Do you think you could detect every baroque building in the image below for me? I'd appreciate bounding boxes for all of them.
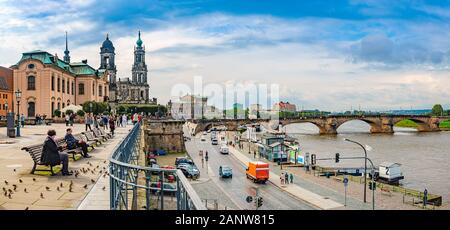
[10,33,109,118]
[108,31,153,104]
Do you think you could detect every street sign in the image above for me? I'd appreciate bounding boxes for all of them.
[246,196,253,203]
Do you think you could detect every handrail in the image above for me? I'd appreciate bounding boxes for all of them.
[109,122,206,210]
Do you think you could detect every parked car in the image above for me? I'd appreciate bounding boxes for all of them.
[211,138,218,145]
[201,136,206,141]
[219,145,229,154]
[178,164,200,179]
[175,157,194,167]
[149,182,177,195]
[150,163,161,175]
[219,165,233,178]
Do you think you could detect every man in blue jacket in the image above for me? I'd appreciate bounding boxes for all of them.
[64,128,91,158]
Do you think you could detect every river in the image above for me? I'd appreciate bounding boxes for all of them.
[284,121,450,202]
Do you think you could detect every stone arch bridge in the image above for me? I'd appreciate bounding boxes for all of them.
[189,115,450,135]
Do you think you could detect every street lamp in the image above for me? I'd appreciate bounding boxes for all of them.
[15,89,22,137]
[343,138,371,203]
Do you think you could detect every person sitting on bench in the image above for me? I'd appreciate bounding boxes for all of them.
[41,129,73,176]
[65,128,91,158]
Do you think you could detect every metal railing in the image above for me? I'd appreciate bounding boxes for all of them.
[109,122,206,210]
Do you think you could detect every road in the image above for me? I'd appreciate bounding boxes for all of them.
[185,129,315,210]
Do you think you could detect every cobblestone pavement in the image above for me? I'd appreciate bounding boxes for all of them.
[0,123,130,210]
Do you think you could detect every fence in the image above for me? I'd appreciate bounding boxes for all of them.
[109,122,206,210]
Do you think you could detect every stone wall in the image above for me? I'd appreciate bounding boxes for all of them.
[144,119,186,154]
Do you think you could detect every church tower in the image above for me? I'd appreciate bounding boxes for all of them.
[99,34,117,100]
[131,31,149,102]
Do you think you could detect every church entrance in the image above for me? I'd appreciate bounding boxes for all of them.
[28,102,35,117]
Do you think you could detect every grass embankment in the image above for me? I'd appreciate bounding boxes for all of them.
[395,119,450,130]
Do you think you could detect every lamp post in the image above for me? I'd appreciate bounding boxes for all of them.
[15,89,22,137]
[344,138,369,203]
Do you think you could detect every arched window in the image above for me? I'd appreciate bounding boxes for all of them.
[27,76,36,90]
[62,79,65,93]
[92,82,95,95]
[71,82,74,95]
[67,80,70,94]
[141,91,144,98]
[51,74,55,91]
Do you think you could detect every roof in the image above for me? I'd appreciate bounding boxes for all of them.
[379,162,401,167]
[101,34,115,53]
[269,142,282,147]
[13,50,102,77]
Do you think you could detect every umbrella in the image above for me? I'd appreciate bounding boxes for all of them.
[61,104,83,113]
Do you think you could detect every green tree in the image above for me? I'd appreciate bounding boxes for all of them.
[53,109,61,117]
[431,104,444,116]
[65,109,74,115]
[76,110,85,117]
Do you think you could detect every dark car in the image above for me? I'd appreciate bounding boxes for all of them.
[178,164,200,179]
[175,157,194,167]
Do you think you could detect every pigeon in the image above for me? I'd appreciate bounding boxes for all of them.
[19,179,23,183]
[8,193,12,199]
[141,205,147,209]
[40,193,44,198]
[3,191,6,196]
[4,180,8,185]
[32,178,36,182]
[45,186,51,191]
[8,189,13,194]
[2,187,5,192]
[102,186,106,191]
[13,168,16,172]
[96,165,99,169]
[83,184,88,189]
[99,170,103,174]
[103,160,106,164]
[60,182,64,188]
[24,188,28,193]
[12,184,17,191]
[91,179,95,184]
[57,187,60,192]
[25,207,29,210]
[69,180,74,186]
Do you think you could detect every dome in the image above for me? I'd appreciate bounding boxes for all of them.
[101,34,115,52]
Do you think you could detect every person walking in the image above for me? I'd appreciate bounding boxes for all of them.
[65,113,70,126]
[122,114,127,127]
[20,114,25,128]
[102,115,109,130]
[109,116,116,136]
[280,173,284,185]
[69,113,75,126]
[423,188,428,208]
[253,150,256,159]
[285,171,289,184]
[93,115,99,129]
[201,157,204,168]
[290,173,294,184]
[85,113,92,131]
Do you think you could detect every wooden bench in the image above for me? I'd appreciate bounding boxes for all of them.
[92,128,109,141]
[97,128,112,139]
[55,138,83,161]
[21,144,61,175]
[74,133,96,149]
[82,131,102,145]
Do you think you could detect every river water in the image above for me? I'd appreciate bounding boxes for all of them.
[284,121,450,201]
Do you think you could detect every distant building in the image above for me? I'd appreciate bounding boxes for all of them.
[249,104,262,119]
[11,47,109,118]
[170,94,208,120]
[0,66,13,118]
[233,103,244,110]
[257,133,287,162]
[273,101,297,112]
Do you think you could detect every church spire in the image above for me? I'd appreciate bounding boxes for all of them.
[136,30,143,47]
[64,31,70,63]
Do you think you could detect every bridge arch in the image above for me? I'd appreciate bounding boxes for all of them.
[336,119,375,133]
[393,118,430,132]
[281,120,328,134]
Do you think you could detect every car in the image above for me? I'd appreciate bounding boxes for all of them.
[178,164,200,179]
[207,129,211,133]
[219,165,233,178]
[211,139,218,145]
[219,145,229,154]
[201,136,206,141]
[203,131,207,135]
[175,157,194,167]
[149,182,177,195]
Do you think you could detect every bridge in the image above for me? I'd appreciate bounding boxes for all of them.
[189,115,450,135]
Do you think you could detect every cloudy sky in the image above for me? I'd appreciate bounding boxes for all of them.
[1,0,450,111]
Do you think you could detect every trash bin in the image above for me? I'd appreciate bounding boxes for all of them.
[7,128,15,138]
[6,112,15,138]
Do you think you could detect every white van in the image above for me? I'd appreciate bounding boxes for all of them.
[220,145,229,154]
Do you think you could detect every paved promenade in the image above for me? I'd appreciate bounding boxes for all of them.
[0,123,130,210]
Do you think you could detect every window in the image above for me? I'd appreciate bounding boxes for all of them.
[67,80,70,94]
[92,82,95,95]
[28,64,35,69]
[71,82,74,95]
[57,102,60,111]
[62,79,65,93]
[1,104,4,110]
[104,86,107,96]
[28,102,35,117]
[78,83,85,95]
[51,102,55,117]
[62,103,65,108]
[51,74,55,91]
[99,85,103,96]
[57,77,60,92]
[27,76,36,90]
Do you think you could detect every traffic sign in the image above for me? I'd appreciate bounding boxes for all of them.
[246,196,253,203]
[343,177,349,186]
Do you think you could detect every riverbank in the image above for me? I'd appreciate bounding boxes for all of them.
[395,119,450,130]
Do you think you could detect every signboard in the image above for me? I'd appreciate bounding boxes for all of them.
[289,150,305,164]
[343,177,348,187]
